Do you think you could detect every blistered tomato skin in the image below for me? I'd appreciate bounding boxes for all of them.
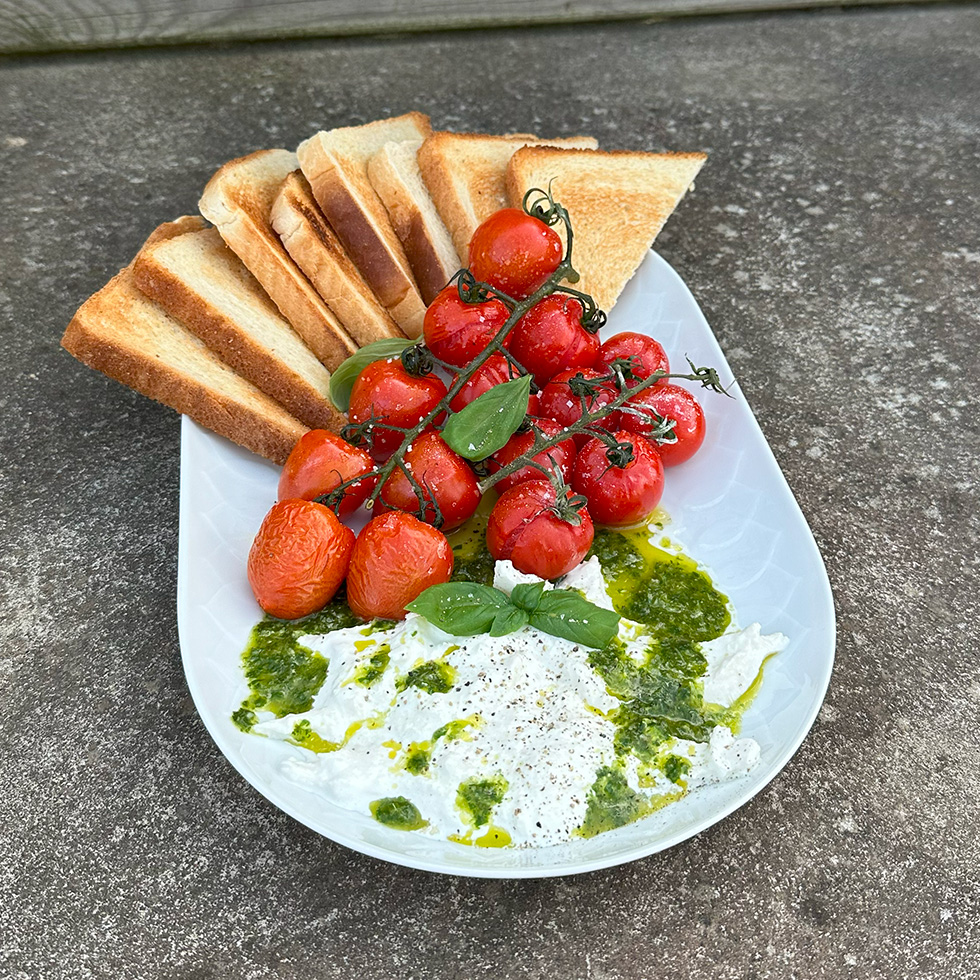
[488,417,577,495]
[379,430,481,530]
[468,208,563,300]
[347,512,454,620]
[347,358,448,461]
[572,431,665,527]
[486,481,594,580]
[423,286,511,368]
[247,499,355,620]
[278,430,376,515]
[449,353,540,415]
[537,367,619,447]
[618,383,706,466]
[508,295,600,387]
[594,332,670,386]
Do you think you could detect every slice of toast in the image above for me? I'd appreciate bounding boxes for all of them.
[297,113,430,336]
[133,225,344,433]
[198,148,357,370]
[61,217,309,464]
[271,171,404,346]
[367,140,460,304]
[506,147,707,314]
[417,132,599,259]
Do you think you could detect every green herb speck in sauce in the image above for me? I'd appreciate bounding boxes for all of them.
[456,775,508,828]
[370,796,428,831]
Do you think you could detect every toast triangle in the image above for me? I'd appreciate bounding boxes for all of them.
[417,132,599,259]
[198,149,357,370]
[61,217,309,464]
[506,147,707,313]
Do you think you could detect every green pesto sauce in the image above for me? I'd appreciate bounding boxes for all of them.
[447,494,496,586]
[353,643,390,687]
[456,775,508,828]
[402,716,479,776]
[397,659,456,695]
[370,796,428,831]
[232,594,359,732]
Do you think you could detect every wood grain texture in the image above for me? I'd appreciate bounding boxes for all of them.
[0,0,948,54]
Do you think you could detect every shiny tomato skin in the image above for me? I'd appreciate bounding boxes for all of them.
[488,417,577,495]
[346,511,454,620]
[486,481,594,579]
[278,430,376,516]
[379,430,481,530]
[618,383,706,466]
[468,208,563,300]
[508,295,600,387]
[422,286,510,368]
[247,499,355,620]
[449,353,539,415]
[594,332,670,387]
[537,367,619,447]
[572,431,665,527]
[347,358,448,461]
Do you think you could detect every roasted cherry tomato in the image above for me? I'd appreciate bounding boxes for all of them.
[594,332,669,387]
[449,353,540,415]
[468,208,563,300]
[346,511,454,620]
[488,417,577,495]
[508,295,600,386]
[537,367,619,447]
[618,382,706,466]
[571,431,665,527]
[422,285,510,368]
[247,499,355,620]
[347,358,447,461]
[379,430,481,530]
[278,430,376,516]
[486,481,594,579]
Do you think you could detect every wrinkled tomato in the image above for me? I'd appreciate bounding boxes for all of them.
[508,295,599,386]
[422,285,510,368]
[278,429,376,516]
[488,417,577,495]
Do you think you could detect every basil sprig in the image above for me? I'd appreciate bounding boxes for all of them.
[440,374,532,461]
[406,580,620,649]
[328,337,421,412]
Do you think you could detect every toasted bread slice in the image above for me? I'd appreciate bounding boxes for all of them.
[367,140,460,305]
[133,225,343,433]
[417,132,599,259]
[198,149,357,370]
[297,113,430,336]
[271,171,404,346]
[506,147,707,313]
[61,217,309,464]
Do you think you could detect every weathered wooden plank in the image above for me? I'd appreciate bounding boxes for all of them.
[0,0,949,55]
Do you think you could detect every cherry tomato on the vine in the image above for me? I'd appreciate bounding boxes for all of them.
[486,481,594,580]
[537,367,619,447]
[247,499,355,620]
[379,430,481,531]
[488,417,577,495]
[508,295,599,387]
[618,383,706,466]
[469,208,563,300]
[594,332,669,388]
[278,430,376,516]
[347,358,447,461]
[422,285,510,368]
[346,511,454,621]
[449,353,540,415]
[571,431,665,527]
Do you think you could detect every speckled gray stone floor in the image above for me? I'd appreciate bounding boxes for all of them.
[2,6,979,978]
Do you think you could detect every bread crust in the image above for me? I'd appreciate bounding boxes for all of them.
[199,148,357,371]
[62,222,310,464]
[133,227,343,433]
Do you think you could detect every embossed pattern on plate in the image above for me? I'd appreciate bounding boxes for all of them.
[177,251,836,878]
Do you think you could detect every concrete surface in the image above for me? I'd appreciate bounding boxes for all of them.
[1,5,978,978]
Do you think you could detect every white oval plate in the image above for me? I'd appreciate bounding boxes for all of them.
[177,251,836,878]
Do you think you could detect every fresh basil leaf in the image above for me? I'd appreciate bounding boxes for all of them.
[528,589,621,649]
[406,582,510,636]
[441,374,532,461]
[488,605,530,636]
[510,581,546,613]
[328,337,420,412]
